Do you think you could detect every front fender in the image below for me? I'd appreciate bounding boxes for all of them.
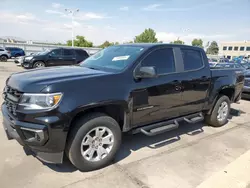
[66,99,131,131]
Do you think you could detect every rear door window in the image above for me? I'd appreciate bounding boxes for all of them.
[75,49,89,58]
[63,49,74,56]
[181,49,203,71]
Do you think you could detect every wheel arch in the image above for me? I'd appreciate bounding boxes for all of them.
[207,86,235,115]
[0,54,8,58]
[68,101,130,132]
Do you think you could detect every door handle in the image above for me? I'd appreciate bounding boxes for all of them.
[201,76,208,81]
[172,80,180,84]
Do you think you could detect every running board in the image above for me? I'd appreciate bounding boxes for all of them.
[183,113,204,124]
[132,112,203,136]
[140,120,179,136]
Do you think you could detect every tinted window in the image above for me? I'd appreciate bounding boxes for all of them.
[63,49,74,56]
[246,47,250,51]
[223,46,227,50]
[50,49,62,56]
[228,46,233,51]
[181,49,203,71]
[141,48,175,74]
[75,49,89,58]
[234,46,239,51]
[240,47,245,51]
[0,49,4,51]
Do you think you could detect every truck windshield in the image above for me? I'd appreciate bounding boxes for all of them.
[80,46,144,72]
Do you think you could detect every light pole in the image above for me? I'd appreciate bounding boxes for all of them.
[65,8,79,47]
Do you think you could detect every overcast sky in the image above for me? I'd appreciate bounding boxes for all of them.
[0,0,249,45]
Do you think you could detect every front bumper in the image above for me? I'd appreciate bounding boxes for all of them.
[1,104,66,164]
[22,59,34,68]
[14,58,24,64]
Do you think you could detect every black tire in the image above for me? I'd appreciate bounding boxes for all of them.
[66,113,122,171]
[0,55,8,62]
[15,53,21,57]
[205,95,230,127]
[33,61,45,68]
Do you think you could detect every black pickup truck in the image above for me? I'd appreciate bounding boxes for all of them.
[1,44,244,171]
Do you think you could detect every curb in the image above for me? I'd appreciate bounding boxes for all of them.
[197,150,250,188]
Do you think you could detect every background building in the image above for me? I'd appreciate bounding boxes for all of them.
[219,41,250,60]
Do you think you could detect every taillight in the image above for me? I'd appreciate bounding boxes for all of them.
[7,51,11,54]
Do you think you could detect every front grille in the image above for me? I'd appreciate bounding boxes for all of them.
[3,86,22,116]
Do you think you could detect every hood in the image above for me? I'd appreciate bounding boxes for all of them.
[7,66,111,92]
[26,54,44,59]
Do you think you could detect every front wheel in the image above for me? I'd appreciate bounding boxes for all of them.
[0,55,8,62]
[33,61,45,68]
[66,113,122,171]
[205,95,230,127]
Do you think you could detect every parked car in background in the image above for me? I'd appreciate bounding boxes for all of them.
[240,62,250,70]
[209,62,217,67]
[213,63,245,69]
[22,48,89,69]
[208,57,229,65]
[0,47,11,62]
[2,44,244,171]
[5,47,25,57]
[15,51,43,66]
[242,69,250,99]
[14,56,25,66]
[219,58,229,63]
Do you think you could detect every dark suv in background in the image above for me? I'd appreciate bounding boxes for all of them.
[22,48,89,69]
[5,47,25,57]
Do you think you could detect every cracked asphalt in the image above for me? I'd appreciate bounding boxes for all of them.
[0,62,250,188]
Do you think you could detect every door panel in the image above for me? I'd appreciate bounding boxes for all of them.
[132,47,183,127]
[178,49,211,116]
[62,49,76,65]
[132,75,183,127]
[47,49,63,66]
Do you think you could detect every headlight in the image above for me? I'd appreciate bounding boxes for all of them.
[25,56,33,61]
[19,93,63,110]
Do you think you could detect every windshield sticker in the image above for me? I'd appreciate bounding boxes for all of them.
[112,55,130,61]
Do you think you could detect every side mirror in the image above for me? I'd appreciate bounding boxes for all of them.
[136,66,157,78]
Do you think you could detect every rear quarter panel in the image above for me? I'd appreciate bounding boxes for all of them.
[205,68,244,111]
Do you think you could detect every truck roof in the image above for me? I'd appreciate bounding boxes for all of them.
[118,43,203,50]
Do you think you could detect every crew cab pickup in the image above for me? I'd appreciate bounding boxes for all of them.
[1,44,244,171]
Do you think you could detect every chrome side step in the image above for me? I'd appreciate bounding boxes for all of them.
[132,112,204,136]
[184,113,204,124]
[140,120,179,136]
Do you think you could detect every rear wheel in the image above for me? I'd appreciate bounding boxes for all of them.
[0,55,8,62]
[33,61,45,68]
[66,113,122,171]
[205,95,230,127]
